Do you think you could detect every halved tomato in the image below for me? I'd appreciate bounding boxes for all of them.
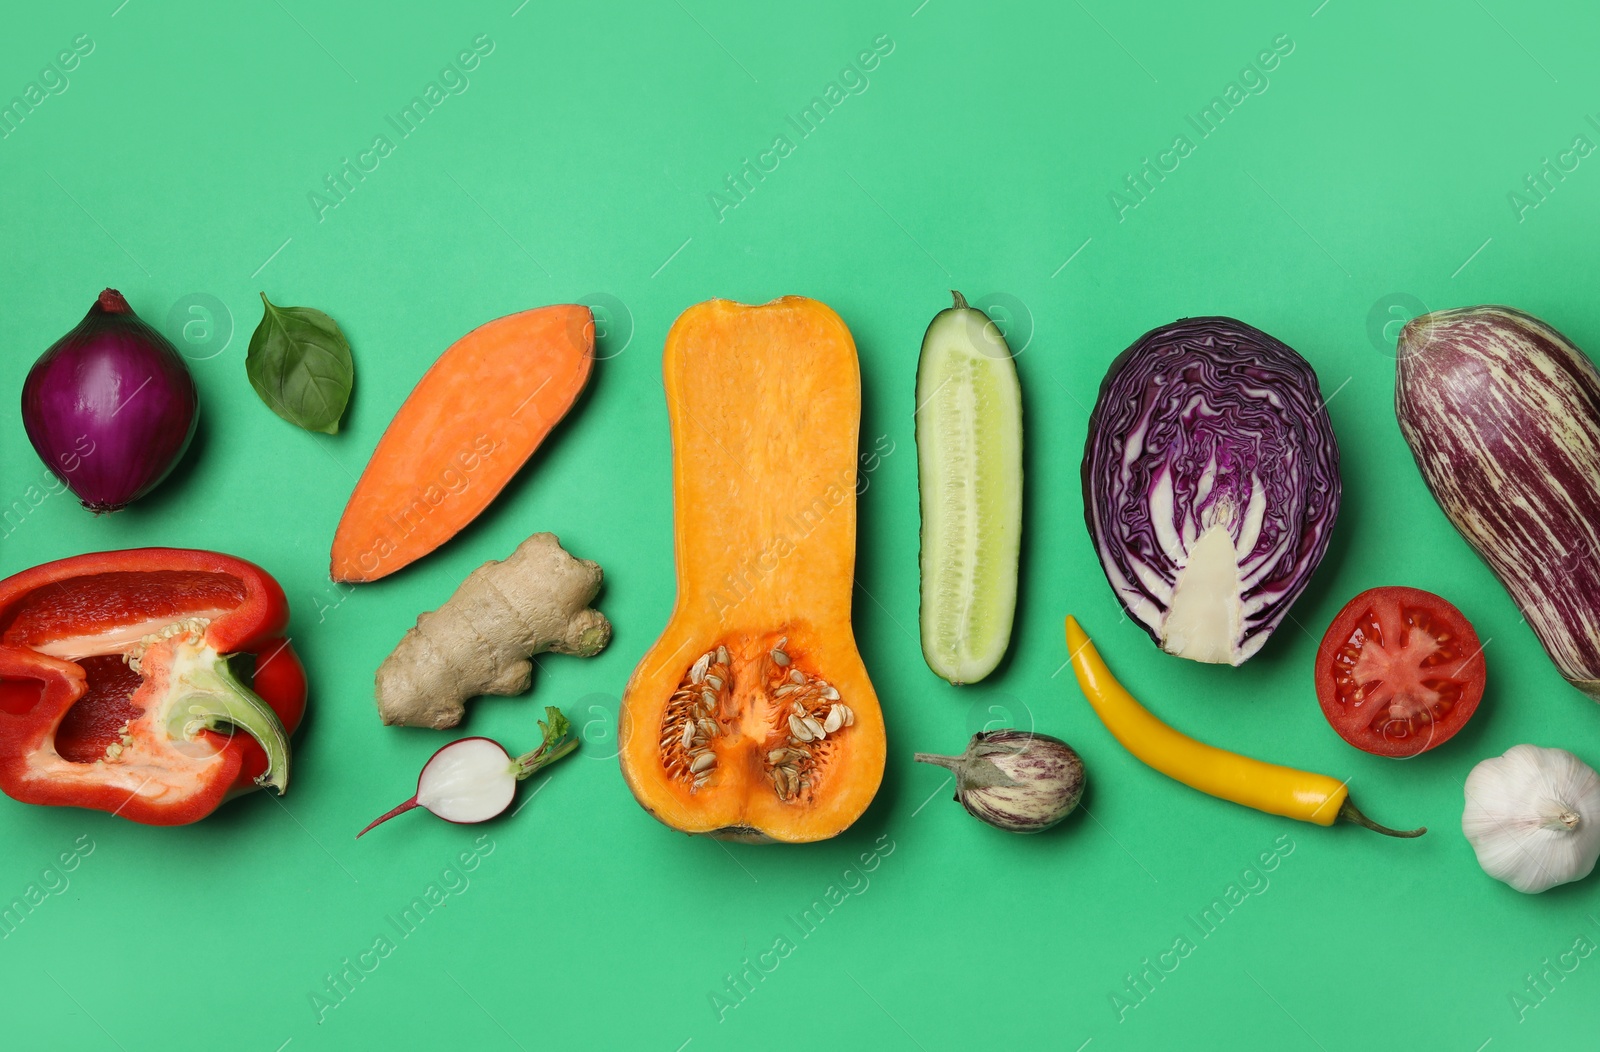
[1314,586,1486,757]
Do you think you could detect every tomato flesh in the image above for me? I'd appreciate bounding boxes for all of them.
[1314,586,1485,757]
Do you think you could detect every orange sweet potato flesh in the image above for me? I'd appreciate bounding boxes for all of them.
[331,305,593,583]
[618,297,886,843]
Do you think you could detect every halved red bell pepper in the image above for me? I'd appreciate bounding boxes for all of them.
[0,548,306,826]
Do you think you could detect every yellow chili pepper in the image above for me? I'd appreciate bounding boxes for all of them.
[1065,616,1423,837]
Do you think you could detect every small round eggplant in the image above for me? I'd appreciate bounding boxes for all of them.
[914,729,1085,833]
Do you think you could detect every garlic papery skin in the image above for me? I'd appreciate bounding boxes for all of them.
[1462,744,1600,894]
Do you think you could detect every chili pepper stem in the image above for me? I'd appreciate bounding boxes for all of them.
[161,641,292,793]
[1338,797,1426,838]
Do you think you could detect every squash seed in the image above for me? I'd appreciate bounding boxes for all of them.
[680,720,695,749]
[690,752,717,773]
[823,707,843,733]
[789,714,813,741]
[705,675,723,690]
[803,716,826,740]
[821,685,839,701]
[690,653,710,683]
[789,669,806,685]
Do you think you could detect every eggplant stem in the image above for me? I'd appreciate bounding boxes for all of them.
[357,798,419,838]
[912,752,961,771]
[1339,797,1426,838]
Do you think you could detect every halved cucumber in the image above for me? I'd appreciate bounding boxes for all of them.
[915,292,1023,685]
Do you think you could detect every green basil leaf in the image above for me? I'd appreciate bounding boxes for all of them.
[246,293,355,434]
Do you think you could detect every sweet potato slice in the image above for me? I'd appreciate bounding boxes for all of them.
[331,305,593,583]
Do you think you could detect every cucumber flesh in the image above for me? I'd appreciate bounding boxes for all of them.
[915,292,1023,685]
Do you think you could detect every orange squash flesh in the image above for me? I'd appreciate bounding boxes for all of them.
[331,305,594,583]
[619,297,886,842]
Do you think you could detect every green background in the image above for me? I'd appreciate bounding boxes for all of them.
[1,0,1597,1048]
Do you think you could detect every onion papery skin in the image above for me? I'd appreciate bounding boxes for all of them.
[1081,316,1341,665]
[22,289,199,513]
[1397,306,1600,700]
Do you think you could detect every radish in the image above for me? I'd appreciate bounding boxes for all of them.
[358,707,577,837]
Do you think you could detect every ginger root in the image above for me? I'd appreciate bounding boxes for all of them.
[375,533,611,728]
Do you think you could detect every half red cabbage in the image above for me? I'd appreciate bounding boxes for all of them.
[1081,317,1340,665]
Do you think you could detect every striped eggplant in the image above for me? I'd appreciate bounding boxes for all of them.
[912,730,1085,832]
[1395,305,1600,700]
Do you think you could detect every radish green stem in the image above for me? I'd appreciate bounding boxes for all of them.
[513,707,578,779]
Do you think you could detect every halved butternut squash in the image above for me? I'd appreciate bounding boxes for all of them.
[618,297,885,842]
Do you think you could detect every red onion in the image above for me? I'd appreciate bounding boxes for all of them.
[22,289,199,512]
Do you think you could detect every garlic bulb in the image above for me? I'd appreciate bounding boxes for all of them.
[1462,744,1600,893]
